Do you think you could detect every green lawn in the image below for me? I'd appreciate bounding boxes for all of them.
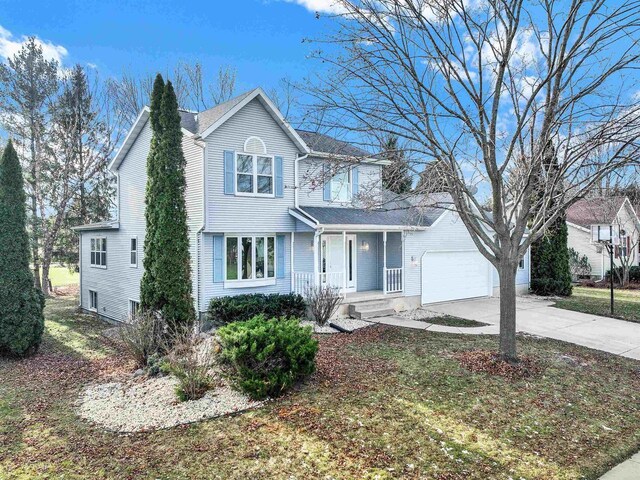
[39,265,79,287]
[1,295,640,479]
[555,286,640,323]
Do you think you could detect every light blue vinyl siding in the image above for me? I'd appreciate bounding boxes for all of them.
[204,98,298,232]
[299,157,383,208]
[80,120,204,320]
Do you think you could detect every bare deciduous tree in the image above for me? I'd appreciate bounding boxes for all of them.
[0,37,59,290]
[107,63,237,128]
[303,0,640,360]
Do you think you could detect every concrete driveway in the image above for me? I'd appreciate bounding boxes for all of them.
[427,296,640,360]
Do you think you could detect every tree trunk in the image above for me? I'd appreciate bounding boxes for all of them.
[29,135,42,291]
[498,261,519,362]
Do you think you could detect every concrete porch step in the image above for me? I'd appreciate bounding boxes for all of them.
[350,308,396,320]
[348,298,397,320]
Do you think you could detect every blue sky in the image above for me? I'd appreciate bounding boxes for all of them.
[0,0,333,93]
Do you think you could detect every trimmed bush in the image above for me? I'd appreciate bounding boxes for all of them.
[217,315,318,400]
[207,293,306,326]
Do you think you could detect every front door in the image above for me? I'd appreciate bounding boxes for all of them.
[321,234,357,292]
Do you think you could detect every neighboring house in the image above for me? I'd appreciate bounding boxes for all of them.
[74,88,530,322]
[566,196,640,279]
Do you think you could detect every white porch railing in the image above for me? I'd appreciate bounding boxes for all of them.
[292,272,345,295]
[292,269,403,295]
[384,267,403,293]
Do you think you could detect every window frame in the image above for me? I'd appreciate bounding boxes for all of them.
[224,234,277,288]
[90,237,107,269]
[330,167,353,203]
[129,236,138,267]
[128,299,140,318]
[235,152,275,198]
[89,290,98,312]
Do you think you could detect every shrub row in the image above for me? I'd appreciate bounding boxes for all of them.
[207,293,306,325]
[606,266,640,283]
[218,315,318,400]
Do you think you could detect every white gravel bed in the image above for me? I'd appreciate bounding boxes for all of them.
[330,317,372,332]
[301,318,373,334]
[77,375,263,433]
[400,308,442,321]
[301,319,338,334]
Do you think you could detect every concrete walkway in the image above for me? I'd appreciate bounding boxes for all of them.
[599,452,640,479]
[423,296,640,360]
[370,316,499,335]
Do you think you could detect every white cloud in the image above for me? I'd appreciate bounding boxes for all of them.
[283,0,348,14]
[0,25,68,65]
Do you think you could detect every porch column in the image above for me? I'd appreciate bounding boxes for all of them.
[383,231,387,294]
[313,231,320,287]
[290,232,295,293]
[401,232,406,293]
[342,231,347,293]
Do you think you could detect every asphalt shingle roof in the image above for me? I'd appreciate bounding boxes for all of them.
[297,130,370,157]
[566,196,627,228]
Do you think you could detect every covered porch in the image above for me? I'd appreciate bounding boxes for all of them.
[290,230,405,296]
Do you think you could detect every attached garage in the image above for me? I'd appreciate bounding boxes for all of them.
[421,250,492,304]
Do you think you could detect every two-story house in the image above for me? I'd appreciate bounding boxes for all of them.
[75,88,530,322]
[567,196,640,279]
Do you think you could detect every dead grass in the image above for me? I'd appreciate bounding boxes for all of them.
[1,294,639,479]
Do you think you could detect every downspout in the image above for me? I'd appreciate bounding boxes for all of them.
[193,137,207,317]
[295,153,309,209]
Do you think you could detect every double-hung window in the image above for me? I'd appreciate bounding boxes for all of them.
[331,168,352,202]
[225,235,276,282]
[236,153,274,196]
[90,238,107,267]
[130,237,138,267]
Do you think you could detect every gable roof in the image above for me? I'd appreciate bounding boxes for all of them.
[297,130,369,157]
[566,196,630,229]
[292,192,450,230]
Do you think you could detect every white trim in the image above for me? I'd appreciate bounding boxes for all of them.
[198,88,310,154]
[223,234,277,284]
[320,224,426,232]
[88,289,98,312]
[289,208,319,227]
[129,236,138,268]
[128,299,140,318]
[109,107,196,172]
[428,208,450,229]
[224,278,277,289]
[235,152,275,198]
[309,150,391,166]
[244,136,267,154]
[89,236,108,268]
[567,221,590,233]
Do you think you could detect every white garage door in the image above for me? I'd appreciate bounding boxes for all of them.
[421,250,491,304]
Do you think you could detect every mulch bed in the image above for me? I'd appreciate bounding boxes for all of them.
[453,350,544,380]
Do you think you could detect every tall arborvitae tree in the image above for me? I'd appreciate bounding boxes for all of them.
[530,144,572,296]
[381,136,412,194]
[140,76,195,331]
[140,74,165,312]
[0,140,45,357]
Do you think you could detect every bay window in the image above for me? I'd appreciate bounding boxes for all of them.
[236,153,274,196]
[226,235,276,282]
